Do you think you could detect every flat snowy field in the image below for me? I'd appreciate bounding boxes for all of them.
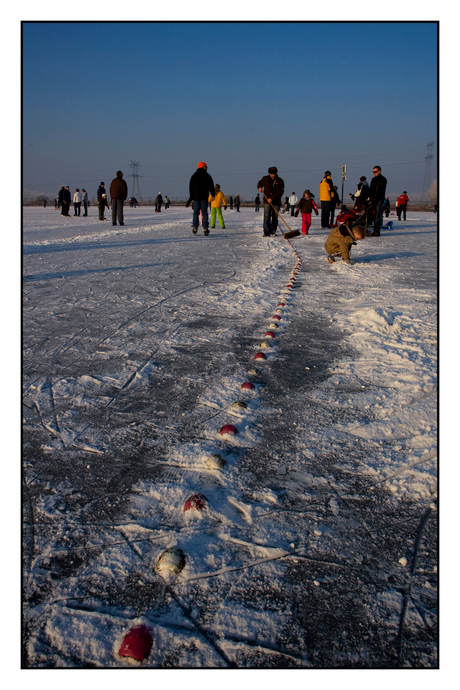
[22,204,438,670]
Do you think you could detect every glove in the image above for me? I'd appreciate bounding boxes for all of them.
[343,258,355,265]
[224,206,227,210]
[314,209,319,215]
[294,211,299,217]
[185,199,191,208]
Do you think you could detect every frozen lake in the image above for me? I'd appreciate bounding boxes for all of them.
[22,204,438,668]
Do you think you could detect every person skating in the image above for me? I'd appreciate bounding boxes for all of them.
[58,187,64,213]
[368,166,387,236]
[289,192,298,217]
[98,193,109,221]
[61,186,71,216]
[319,171,334,228]
[188,162,215,235]
[209,184,227,229]
[97,182,106,204]
[109,171,128,226]
[294,190,318,234]
[397,191,409,220]
[257,166,285,236]
[154,193,163,213]
[82,189,88,216]
[73,188,82,216]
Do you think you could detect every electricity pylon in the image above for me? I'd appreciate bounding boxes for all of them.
[129,161,143,200]
[421,143,434,202]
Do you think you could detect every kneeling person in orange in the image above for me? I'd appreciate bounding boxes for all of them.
[325,224,365,264]
[209,184,227,228]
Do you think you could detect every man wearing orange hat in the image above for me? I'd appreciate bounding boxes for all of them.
[188,162,215,235]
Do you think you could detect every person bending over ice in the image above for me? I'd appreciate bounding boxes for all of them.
[325,224,365,264]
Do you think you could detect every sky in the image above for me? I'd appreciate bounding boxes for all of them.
[22,20,438,202]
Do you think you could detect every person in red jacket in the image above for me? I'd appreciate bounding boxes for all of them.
[397,192,409,220]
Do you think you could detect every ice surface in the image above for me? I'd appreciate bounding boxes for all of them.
[22,205,437,667]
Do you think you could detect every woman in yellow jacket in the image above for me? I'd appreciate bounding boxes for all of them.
[209,184,227,229]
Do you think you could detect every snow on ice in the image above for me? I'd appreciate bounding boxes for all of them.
[22,204,437,668]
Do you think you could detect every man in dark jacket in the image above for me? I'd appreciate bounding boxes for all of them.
[188,162,215,235]
[97,182,106,202]
[61,186,71,216]
[368,166,387,236]
[257,166,285,236]
[154,193,163,213]
[109,171,128,226]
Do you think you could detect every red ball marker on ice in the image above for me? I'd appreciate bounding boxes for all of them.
[184,493,208,511]
[119,625,153,662]
[219,424,238,436]
[240,381,255,390]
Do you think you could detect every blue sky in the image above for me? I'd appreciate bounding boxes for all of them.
[22,21,438,201]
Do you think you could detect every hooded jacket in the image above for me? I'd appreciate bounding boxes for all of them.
[325,224,356,260]
[320,175,334,202]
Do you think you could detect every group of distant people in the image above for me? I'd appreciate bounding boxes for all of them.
[256,165,391,239]
[57,172,129,225]
[181,161,396,244]
[56,186,89,217]
[52,164,410,263]
[55,173,174,223]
